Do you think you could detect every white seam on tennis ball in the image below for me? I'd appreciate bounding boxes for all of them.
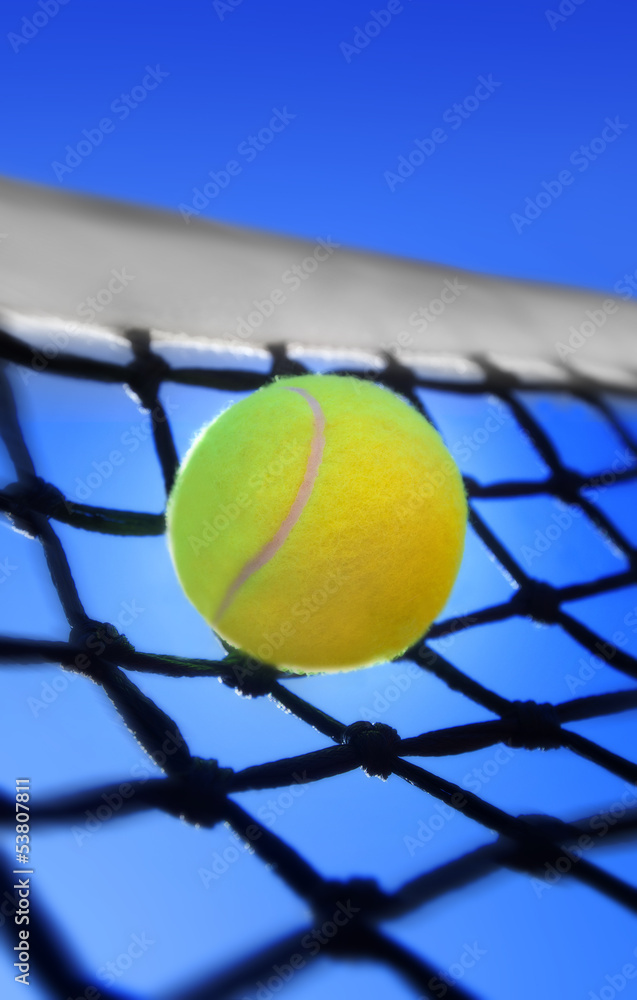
[214,387,326,624]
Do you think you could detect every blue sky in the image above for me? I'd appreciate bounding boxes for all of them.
[2,2,637,999]
[1,0,636,290]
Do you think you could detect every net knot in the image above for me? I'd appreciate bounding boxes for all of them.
[68,619,134,675]
[503,700,562,750]
[164,757,232,827]
[125,349,171,409]
[311,877,383,952]
[510,580,558,624]
[2,477,67,537]
[554,469,584,505]
[344,722,400,780]
[220,653,276,697]
[498,813,577,874]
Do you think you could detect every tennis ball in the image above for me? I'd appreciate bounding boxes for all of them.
[167,374,466,673]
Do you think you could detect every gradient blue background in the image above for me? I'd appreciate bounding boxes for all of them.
[1,0,636,290]
[1,1,637,998]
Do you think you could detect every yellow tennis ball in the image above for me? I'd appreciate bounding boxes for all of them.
[167,374,467,673]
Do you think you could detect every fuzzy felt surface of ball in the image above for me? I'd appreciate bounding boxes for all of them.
[167,374,467,672]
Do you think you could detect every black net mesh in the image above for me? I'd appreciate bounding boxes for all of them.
[1,324,637,1000]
